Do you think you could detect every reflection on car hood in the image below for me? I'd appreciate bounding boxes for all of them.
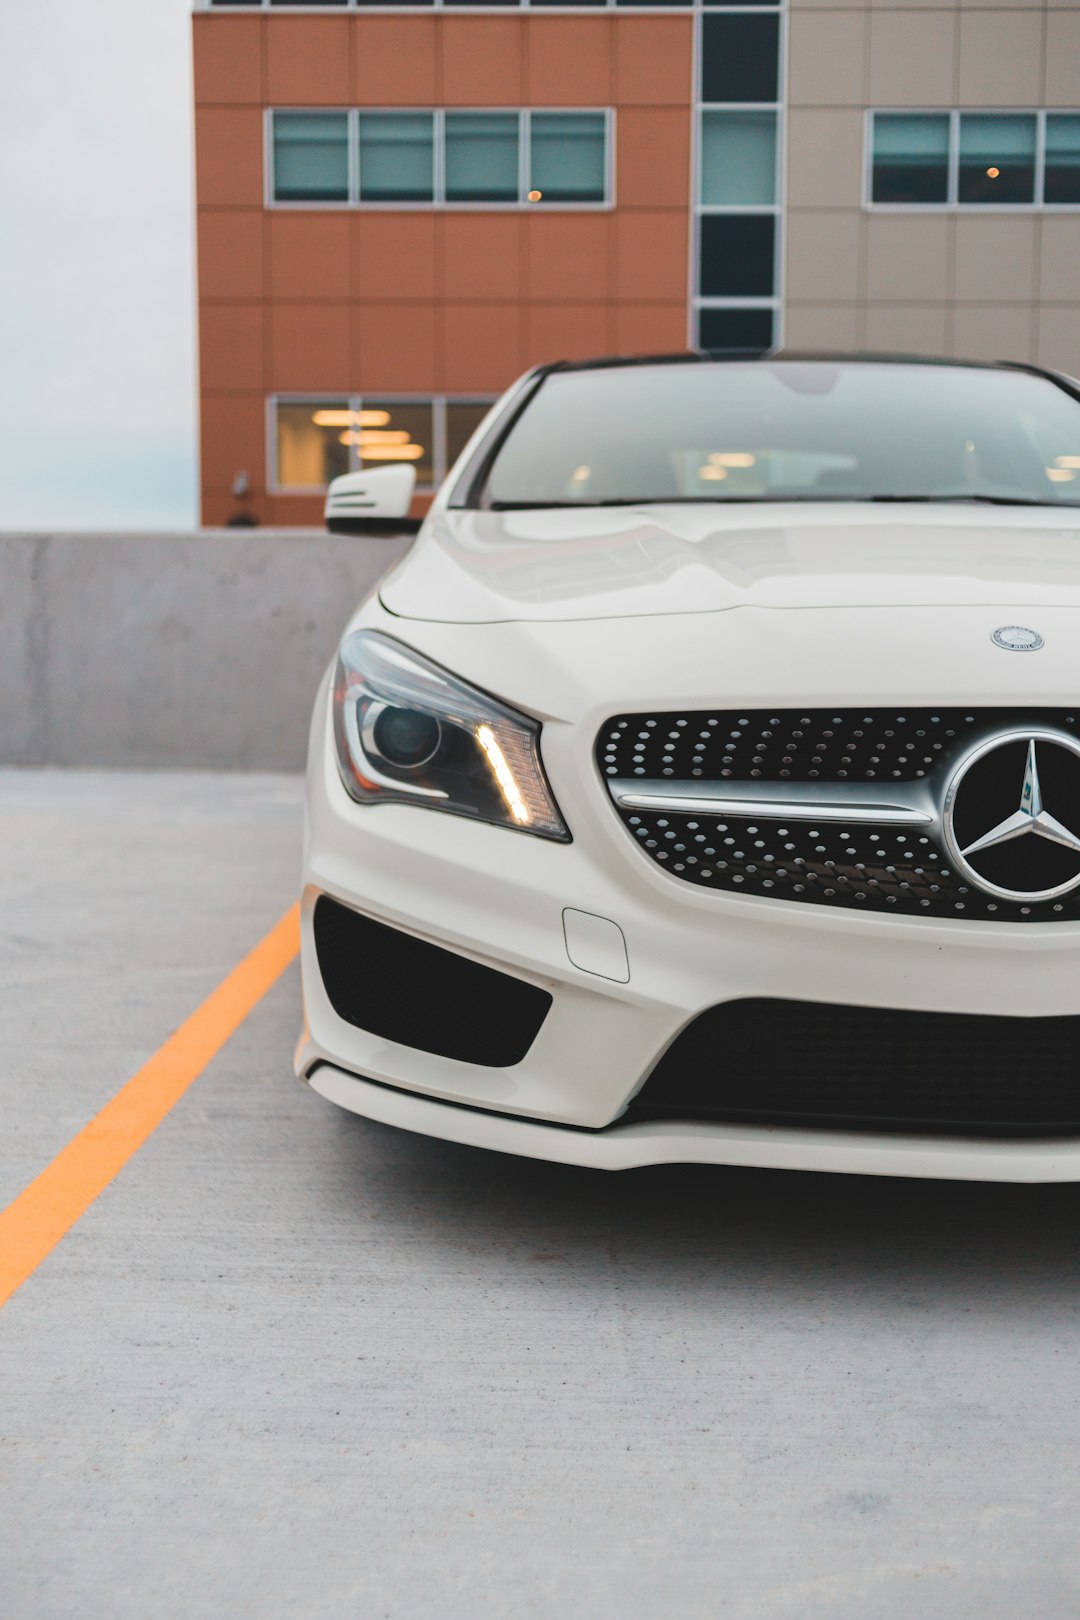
[378,503,1080,624]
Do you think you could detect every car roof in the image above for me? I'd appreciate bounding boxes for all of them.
[540,350,1053,378]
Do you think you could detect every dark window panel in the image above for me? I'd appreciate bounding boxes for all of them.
[699,213,775,298]
[616,1,691,8]
[535,0,608,8]
[270,1,348,6]
[273,112,349,203]
[702,0,778,6]
[957,113,1036,205]
[701,14,779,105]
[358,112,435,203]
[445,113,519,203]
[530,113,606,203]
[1044,115,1080,205]
[871,113,949,205]
[697,307,774,353]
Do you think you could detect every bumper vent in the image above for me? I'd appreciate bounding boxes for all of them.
[313,896,551,1068]
[628,999,1080,1137]
[598,708,1080,922]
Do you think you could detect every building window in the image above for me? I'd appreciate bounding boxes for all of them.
[697,308,774,353]
[271,398,496,494]
[693,4,783,353]
[272,112,349,204]
[357,113,435,204]
[445,113,519,204]
[530,112,607,202]
[871,113,949,205]
[270,110,611,209]
[869,110,1080,209]
[958,114,1036,205]
[1046,115,1080,205]
[700,110,777,207]
[699,215,775,298]
[209,1,697,9]
[700,12,780,105]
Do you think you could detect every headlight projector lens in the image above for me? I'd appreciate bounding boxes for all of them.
[370,705,442,769]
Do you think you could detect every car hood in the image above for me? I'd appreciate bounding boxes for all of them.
[379,503,1080,624]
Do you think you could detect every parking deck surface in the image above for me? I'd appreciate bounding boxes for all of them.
[3,768,1080,1619]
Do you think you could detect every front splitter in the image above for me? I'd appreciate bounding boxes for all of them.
[304,1062,1080,1183]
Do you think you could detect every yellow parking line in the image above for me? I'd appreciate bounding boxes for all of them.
[0,903,301,1309]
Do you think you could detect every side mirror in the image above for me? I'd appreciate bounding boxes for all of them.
[324,465,423,536]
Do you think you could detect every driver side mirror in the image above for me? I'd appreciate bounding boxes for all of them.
[324,465,423,536]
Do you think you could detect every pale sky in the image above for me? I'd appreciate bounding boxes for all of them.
[0,0,198,529]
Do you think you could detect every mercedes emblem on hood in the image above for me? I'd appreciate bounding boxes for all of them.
[992,625,1044,651]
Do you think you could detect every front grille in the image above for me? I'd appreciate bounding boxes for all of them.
[314,896,551,1067]
[598,708,1080,921]
[627,999,1080,1136]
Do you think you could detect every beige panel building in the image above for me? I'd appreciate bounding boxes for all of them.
[784,1,1080,375]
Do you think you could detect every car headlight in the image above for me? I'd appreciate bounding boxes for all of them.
[331,630,570,841]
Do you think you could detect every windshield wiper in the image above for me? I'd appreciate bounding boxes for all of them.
[865,493,1080,508]
[488,493,1080,511]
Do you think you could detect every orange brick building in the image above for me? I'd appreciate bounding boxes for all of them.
[193,5,710,525]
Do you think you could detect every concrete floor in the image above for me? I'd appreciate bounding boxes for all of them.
[3,770,1080,1619]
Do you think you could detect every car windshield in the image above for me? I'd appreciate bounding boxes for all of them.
[481,361,1080,508]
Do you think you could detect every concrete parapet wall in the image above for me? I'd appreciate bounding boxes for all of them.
[1,530,410,769]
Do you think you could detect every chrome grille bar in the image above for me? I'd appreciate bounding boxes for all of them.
[609,778,935,827]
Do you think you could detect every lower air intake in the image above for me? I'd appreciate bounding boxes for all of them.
[314,895,552,1068]
[627,999,1080,1136]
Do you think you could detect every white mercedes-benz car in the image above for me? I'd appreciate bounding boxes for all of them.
[296,353,1080,1182]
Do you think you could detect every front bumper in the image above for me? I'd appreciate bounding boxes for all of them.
[296,633,1080,1180]
[306,1063,1080,1182]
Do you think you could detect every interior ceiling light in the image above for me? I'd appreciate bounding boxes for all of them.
[699,466,728,481]
[1047,467,1076,482]
[358,430,411,446]
[314,408,392,428]
[709,452,756,468]
[986,167,1000,178]
[1055,456,1080,468]
[527,190,542,202]
[361,444,425,461]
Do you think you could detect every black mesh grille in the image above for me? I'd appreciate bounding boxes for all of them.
[628,999,1080,1137]
[598,708,1080,922]
[314,896,551,1068]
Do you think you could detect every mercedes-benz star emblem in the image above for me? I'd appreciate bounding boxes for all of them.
[992,625,1044,651]
[944,731,1080,902]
